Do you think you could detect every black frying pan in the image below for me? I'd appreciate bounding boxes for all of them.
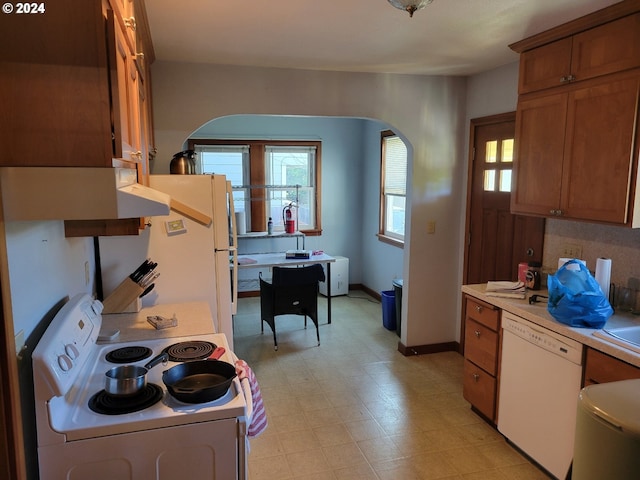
[162,360,236,403]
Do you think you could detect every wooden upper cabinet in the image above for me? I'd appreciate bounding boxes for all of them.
[571,13,640,82]
[0,1,113,167]
[107,8,142,164]
[109,0,137,53]
[512,72,640,224]
[561,73,639,223]
[517,13,640,94]
[511,92,566,216]
[0,0,148,171]
[518,38,573,94]
[512,3,640,227]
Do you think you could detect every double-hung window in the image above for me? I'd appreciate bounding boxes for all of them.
[265,145,316,232]
[379,130,407,245]
[197,144,250,219]
[190,139,321,234]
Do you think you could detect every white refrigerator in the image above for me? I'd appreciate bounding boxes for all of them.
[99,175,238,347]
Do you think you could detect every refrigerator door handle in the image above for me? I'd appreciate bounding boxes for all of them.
[226,180,238,315]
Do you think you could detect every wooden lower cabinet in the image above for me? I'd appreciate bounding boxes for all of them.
[463,359,497,421]
[583,347,640,386]
[462,296,501,423]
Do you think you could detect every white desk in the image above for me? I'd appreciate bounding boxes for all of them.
[237,252,336,324]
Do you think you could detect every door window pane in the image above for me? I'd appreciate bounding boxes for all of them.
[484,170,496,191]
[485,140,497,163]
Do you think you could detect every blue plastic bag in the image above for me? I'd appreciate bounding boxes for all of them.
[547,259,613,328]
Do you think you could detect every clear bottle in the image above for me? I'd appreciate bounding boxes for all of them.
[267,217,273,235]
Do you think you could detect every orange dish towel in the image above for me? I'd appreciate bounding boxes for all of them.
[235,360,267,437]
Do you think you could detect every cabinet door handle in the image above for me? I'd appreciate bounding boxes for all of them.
[474,330,481,338]
[473,373,480,382]
[560,74,576,83]
[549,209,563,216]
[124,17,137,31]
[475,305,482,313]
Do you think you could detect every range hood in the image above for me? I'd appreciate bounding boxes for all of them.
[0,167,171,221]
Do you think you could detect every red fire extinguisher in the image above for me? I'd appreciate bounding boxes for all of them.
[283,204,295,233]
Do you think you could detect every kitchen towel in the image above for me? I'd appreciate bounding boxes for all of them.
[235,211,247,235]
[235,359,267,437]
[595,257,612,299]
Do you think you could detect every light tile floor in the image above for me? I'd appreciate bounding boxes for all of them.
[233,293,551,480]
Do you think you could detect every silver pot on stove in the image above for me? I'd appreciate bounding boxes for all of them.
[104,353,168,396]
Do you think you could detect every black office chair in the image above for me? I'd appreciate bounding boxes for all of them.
[259,264,325,350]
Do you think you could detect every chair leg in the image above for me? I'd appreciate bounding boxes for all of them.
[273,331,278,351]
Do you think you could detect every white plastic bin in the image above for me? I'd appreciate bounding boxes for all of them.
[319,256,348,297]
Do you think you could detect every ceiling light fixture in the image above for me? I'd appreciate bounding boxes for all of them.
[387,0,433,18]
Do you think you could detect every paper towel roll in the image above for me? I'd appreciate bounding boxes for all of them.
[595,257,612,298]
[235,211,246,235]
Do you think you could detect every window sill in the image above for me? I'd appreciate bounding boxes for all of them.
[377,233,404,248]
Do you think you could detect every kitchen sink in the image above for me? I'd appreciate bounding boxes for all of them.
[593,323,640,354]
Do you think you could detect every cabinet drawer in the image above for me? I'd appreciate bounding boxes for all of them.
[465,297,500,331]
[464,319,499,376]
[583,347,640,386]
[462,359,496,421]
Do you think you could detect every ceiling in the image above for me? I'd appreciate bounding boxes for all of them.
[145,0,620,76]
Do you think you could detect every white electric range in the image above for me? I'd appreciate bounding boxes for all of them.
[32,293,252,480]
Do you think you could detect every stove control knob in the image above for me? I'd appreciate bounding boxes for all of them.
[57,354,73,372]
[65,344,79,360]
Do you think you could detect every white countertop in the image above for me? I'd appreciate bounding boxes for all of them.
[462,284,640,368]
[99,301,215,344]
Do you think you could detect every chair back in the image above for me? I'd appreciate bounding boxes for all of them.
[272,264,325,286]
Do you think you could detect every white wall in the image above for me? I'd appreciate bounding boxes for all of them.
[5,221,94,342]
[3,220,94,480]
[151,61,467,347]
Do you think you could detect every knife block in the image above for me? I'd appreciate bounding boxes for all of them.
[102,278,144,314]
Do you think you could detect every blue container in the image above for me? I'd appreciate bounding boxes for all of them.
[381,290,397,330]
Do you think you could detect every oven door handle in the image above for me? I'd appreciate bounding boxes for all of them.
[229,350,254,422]
[240,377,254,422]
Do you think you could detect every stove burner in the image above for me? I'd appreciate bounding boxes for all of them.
[164,341,216,362]
[105,346,153,364]
[89,384,163,415]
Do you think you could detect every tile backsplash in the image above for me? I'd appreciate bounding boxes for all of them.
[542,219,640,295]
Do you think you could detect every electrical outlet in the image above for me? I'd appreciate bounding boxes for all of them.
[562,243,583,259]
[426,221,436,234]
[84,261,90,285]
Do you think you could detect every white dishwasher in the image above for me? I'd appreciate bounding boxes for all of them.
[498,311,583,480]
